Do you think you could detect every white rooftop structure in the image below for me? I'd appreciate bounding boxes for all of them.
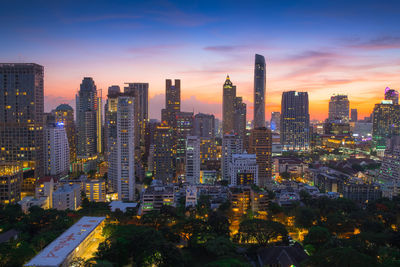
[25,216,106,267]
[109,201,138,213]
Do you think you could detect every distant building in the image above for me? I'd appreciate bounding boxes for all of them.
[234,97,247,141]
[152,124,176,183]
[249,127,272,186]
[372,100,400,150]
[76,77,99,157]
[194,113,215,138]
[19,196,49,213]
[44,123,70,177]
[176,111,194,177]
[53,104,76,162]
[161,79,180,128]
[0,63,44,179]
[379,136,400,183]
[222,75,236,134]
[329,94,349,122]
[229,153,258,186]
[350,108,358,122]
[273,157,308,177]
[254,54,266,128]
[35,176,55,208]
[186,136,201,184]
[222,134,243,182]
[52,184,81,210]
[270,112,281,132]
[385,87,399,105]
[0,164,22,205]
[281,91,310,151]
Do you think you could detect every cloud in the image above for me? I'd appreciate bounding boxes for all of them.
[346,36,400,50]
[204,45,248,52]
[64,14,142,23]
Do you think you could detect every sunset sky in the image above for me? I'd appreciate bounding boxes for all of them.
[1,0,400,120]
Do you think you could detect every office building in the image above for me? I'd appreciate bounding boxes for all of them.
[84,179,106,202]
[281,91,310,151]
[96,94,103,154]
[53,104,76,162]
[141,180,175,214]
[185,136,201,184]
[52,184,81,210]
[385,87,399,105]
[0,63,44,179]
[76,77,99,157]
[372,100,400,149]
[222,134,243,181]
[0,164,22,205]
[176,111,194,176]
[351,108,358,122]
[229,153,258,186]
[270,112,281,132]
[44,123,70,177]
[161,79,180,128]
[152,124,176,183]
[249,127,272,186]
[379,136,400,182]
[194,113,215,138]
[254,54,266,128]
[104,86,120,165]
[328,94,349,122]
[234,96,247,141]
[222,75,236,134]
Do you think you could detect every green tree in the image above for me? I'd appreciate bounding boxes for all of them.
[236,219,288,247]
[303,226,331,250]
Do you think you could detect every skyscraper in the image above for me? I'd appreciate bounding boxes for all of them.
[193,113,215,138]
[0,63,44,179]
[384,87,399,105]
[116,95,135,201]
[76,77,98,157]
[53,104,76,162]
[222,134,243,181]
[351,109,358,122]
[185,136,200,184]
[328,94,349,122]
[372,100,400,149]
[254,54,266,128]
[176,111,194,177]
[234,97,247,141]
[162,79,180,128]
[281,91,310,151]
[270,112,281,132]
[153,124,176,183]
[249,127,272,186]
[222,75,236,134]
[44,123,70,177]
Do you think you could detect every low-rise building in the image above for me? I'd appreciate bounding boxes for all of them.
[19,196,49,213]
[229,153,258,186]
[52,184,81,211]
[0,164,22,205]
[84,179,106,202]
[140,180,175,214]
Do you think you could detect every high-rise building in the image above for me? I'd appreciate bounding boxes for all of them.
[176,112,194,177]
[270,112,281,132]
[104,86,120,163]
[161,79,180,128]
[249,127,272,186]
[76,77,98,157]
[222,75,236,134]
[185,136,200,184]
[53,104,76,162]
[153,124,176,183]
[222,134,243,182]
[385,87,399,105]
[281,91,310,151]
[0,63,44,179]
[44,123,70,177]
[351,108,358,122]
[329,95,349,122]
[96,93,103,154]
[379,136,400,182]
[124,83,149,155]
[372,100,400,149]
[234,97,247,141]
[254,54,266,128]
[194,113,215,138]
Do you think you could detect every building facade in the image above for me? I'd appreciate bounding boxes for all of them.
[185,136,201,184]
[254,54,266,128]
[281,91,310,151]
[222,134,243,182]
[328,94,349,122]
[249,127,272,186]
[229,153,258,186]
[194,113,215,138]
[161,79,180,128]
[53,104,76,162]
[44,123,70,177]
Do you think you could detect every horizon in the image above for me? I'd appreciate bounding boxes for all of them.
[1,0,399,120]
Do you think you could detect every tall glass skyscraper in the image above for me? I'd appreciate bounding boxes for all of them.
[254,54,266,128]
[76,77,98,157]
[281,91,310,151]
[0,63,44,180]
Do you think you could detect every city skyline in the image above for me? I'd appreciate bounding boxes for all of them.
[1,0,399,120]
